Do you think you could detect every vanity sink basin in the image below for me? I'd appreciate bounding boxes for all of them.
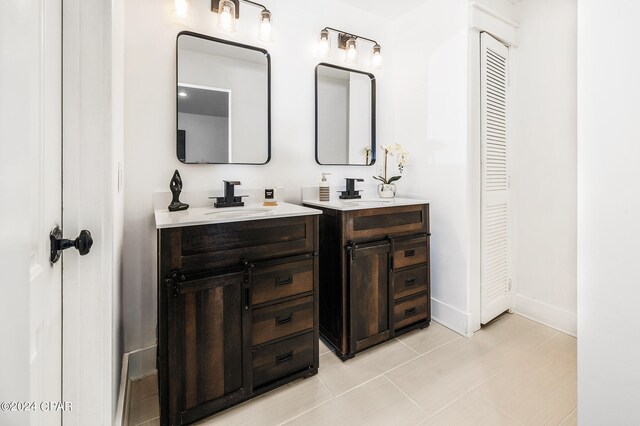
[204,207,270,219]
[340,200,394,207]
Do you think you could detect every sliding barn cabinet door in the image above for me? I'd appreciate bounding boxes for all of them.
[480,32,512,324]
[348,241,392,353]
[163,271,250,426]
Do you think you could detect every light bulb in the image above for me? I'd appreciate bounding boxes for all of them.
[318,30,330,59]
[217,1,236,33]
[345,38,358,64]
[372,44,382,69]
[258,10,272,41]
[178,91,188,97]
[173,0,189,18]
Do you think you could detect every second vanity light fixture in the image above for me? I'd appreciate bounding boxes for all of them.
[318,27,382,69]
[211,0,273,41]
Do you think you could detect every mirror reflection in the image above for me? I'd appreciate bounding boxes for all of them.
[177,32,270,164]
[315,63,376,166]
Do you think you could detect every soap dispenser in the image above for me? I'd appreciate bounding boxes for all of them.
[319,173,331,201]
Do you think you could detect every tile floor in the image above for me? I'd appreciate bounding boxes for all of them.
[127,314,577,426]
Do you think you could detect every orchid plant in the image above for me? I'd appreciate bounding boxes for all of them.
[373,143,409,185]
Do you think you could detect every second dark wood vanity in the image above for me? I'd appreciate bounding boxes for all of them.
[156,210,320,426]
[303,200,431,360]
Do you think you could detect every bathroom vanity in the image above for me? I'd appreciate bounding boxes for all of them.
[155,203,321,425]
[302,198,431,360]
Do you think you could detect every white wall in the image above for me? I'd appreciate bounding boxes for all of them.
[389,0,470,333]
[123,0,394,353]
[578,0,640,422]
[511,0,577,335]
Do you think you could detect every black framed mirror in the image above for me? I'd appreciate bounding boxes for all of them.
[177,31,271,164]
[315,63,376,166]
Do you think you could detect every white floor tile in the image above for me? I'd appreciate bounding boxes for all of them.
[283,376,426,426]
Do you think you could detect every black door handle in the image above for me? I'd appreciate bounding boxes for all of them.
[50,226,93,264]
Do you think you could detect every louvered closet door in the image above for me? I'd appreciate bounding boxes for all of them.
[480,32,511,324]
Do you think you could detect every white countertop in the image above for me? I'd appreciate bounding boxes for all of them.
[302,197,430,211]
[155,202,322,229]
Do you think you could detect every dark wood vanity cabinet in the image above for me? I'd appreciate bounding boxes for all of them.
[305,203,430,360]
[157,215,319,426]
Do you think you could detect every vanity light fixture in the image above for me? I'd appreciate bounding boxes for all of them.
[317,27,383,68]
[372,44,382,69]
[173,0,190,18]
[211,0,273,41]
[345,37,358,65]
[318,29,331,59]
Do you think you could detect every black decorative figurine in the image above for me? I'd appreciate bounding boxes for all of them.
[168,170,189,212]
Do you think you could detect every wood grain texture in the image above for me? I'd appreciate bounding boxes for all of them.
[158,216,319,425]
[394,292,429,330]
[252,259,314,306]
[252,332,314,388]
[392,235,428,270]
[252,296,314,346]
[305,203,430,360]
[393,265,428,301]
[349,242,390,352]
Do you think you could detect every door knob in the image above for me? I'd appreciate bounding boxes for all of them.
[50,226,94,264]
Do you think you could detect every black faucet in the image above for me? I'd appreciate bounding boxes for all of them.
[213,181,248,208]
[339,178,364,200]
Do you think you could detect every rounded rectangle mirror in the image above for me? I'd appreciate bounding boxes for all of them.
[315,63,376,166]
[177,31,271,164]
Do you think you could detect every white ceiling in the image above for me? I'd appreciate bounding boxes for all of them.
[333,0,428,19]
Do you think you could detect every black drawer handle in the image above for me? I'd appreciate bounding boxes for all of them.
[276,351,294,365]
[275,314,293,326]
[404,249,416,257]
[405,307,417,317]
[275,275,293,287]
[405,277,416,287]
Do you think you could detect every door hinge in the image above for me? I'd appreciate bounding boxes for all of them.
[166,271,186,298]
[346,241,358,260]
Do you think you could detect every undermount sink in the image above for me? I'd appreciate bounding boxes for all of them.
[204,207,270,219]
[340,199,394,207]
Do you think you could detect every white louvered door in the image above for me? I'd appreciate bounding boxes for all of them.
[480,33,511,324]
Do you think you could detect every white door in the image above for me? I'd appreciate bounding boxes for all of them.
[480,32,512,324]
[0,0,63,425]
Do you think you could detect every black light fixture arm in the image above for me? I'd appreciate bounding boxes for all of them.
[211,0,270,17]
[322,27,380,46]
[240,0,269,12]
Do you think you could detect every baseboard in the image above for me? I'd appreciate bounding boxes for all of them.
[128,345,157,380]
[431,298,471,337]
[114,351,129,426]
[513,294,577,337]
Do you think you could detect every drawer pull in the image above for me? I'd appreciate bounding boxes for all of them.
[275,314,293,326]
[275,275,293,287]
[405,307,417,317]
[405,277,416,287]
[404,249,416,257]
[276,351,294,365]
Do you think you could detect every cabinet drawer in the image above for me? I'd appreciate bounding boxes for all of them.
[252,296,314,346]
[393,235,427,270]
[394,293,429,330]
[393,265,428,300]
[252,259,314,306]
[252,332,314,388]
[161,215,316,271]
